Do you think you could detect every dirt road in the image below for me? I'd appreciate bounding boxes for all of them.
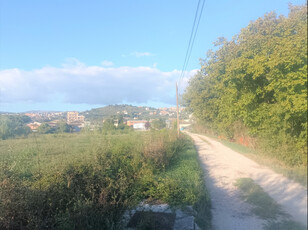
[187,132,307,230]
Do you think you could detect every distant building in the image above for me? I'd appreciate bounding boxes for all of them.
[67,111,85,128]
[165,120,171,129]
[67,111,85,124]
[169,107,177,112]
[127,120,148,130]
[26,122,41,131]
[159,110,169,116]
[114,119,119,127]
[25,113,37,118]
[47,120,61,127]
[166,118,176,129]
[133,123,146,130]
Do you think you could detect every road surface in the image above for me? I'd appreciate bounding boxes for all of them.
[187,132,307,230]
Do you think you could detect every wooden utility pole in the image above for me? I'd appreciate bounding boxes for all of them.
[176,82,180,137]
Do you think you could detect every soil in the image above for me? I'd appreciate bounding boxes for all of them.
[187,132,307,230]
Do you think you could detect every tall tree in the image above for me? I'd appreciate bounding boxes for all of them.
[0,115,31,139]
[184,4,307,165]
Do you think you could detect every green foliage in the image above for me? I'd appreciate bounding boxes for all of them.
[141,135,211,229]
[145,121,151,130]
[184,4,307,166]
[37,123,54,134]
[0,131,210,229]
[0,115,31,139]
[82,104,161,122]
[151,118,166,130]
[102,118,116,131]
[100,117,133,134]
[57,122,72,133]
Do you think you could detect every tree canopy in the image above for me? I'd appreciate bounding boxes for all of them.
[151,118,166,130]
[0,115,31,139]
[184,4,307,166]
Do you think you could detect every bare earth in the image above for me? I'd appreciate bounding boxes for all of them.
[186,132,307,230]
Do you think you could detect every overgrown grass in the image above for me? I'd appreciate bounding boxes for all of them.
[0,130,211,229]
[148,135,211,229]
[235,178,306,230]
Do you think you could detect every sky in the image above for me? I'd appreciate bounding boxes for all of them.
[0,0,306,112]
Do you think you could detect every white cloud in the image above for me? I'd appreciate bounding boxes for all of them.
[101,60,114,67]
[62,57,85,68]
[130,52,154,57]
[0,61,196,106]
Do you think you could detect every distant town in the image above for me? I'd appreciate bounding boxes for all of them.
[1,105,191,133]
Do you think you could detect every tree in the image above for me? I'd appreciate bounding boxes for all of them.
[184,4,307,166]
[102,118,115,131]
[145,121,151,130]
[57,122,72,133]
[0,115,31,139]
[38,123,54,134]
[151,119,166,130]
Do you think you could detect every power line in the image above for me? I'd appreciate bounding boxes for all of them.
[182,0,205,80]
[180,0,202,80]
[176,0,205,136]
[179,0,206,87]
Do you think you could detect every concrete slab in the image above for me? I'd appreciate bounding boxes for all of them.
[123,202,201,230]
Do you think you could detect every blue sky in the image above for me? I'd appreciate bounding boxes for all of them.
[0,0,305,112]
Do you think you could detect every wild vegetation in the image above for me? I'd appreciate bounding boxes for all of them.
[0,130,210,229]
[184,5,307,168]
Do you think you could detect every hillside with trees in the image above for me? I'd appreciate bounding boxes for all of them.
[82,105,159,122]
[184,4,307,166]
[81,104,188,122]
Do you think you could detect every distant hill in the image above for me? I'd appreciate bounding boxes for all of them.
[0,112,16,115]
[81,104,173,122]
[24,110,62,113]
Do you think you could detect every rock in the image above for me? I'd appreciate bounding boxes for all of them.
[123,202,201,230]
[173,215,195,230]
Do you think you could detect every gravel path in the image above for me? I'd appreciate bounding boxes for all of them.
[187,132,307,230]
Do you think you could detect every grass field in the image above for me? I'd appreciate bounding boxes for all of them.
[0,130,211,229]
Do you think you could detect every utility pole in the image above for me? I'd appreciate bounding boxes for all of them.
[176,82,180,137]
